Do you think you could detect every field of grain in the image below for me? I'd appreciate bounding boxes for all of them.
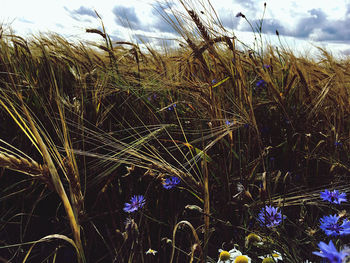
[0,2,350,262]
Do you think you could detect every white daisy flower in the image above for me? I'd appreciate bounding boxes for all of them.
[232,254,252,263]
[259,251,283,262]
[217,248,242,263]
[145,248,157,255]
[245,233,263,247]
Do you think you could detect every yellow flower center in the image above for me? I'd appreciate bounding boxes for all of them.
[146,248,157,255]
[262,258,274,263]
[219,250,231,260]
[246,233,261,243]
[272,253,279,258]
[234,255,249,263]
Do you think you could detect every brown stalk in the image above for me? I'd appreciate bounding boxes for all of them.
[0,151,52,188]
[170,220,203,263]
[187,10,211,42]
[85,29,106,39]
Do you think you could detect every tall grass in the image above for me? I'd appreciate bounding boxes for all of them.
[0,1,349,262]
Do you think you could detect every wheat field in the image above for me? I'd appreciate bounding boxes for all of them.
[0,1,349,262]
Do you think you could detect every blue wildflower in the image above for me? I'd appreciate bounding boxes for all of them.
[284,117,291,124]
[163,176,180,189]
[147,93,157,101]
[258,205,284,227]
[260,126,269,135]
[319,214,350,236]
[320,189,347,204]
[212,79,217,84]
[168,104,176,111]
[256,79,267,89]
[235,12,245,18]
[335,141,342,148]
[123,195,146,213]
[313,240,348,263]
[225,120,233,126]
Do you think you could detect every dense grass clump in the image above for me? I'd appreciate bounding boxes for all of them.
[0,1,349,262]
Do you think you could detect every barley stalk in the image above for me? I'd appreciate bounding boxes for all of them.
[0,151,53,188]
[187,10,211,42]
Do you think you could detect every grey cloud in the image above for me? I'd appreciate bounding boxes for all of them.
[218,12,240,29]
[346,4,350,17]
[292,9,327,38]
[240,18,287,35]
[108,34,124,42]
[290,8,350,41]
[133,34,151,44]
[112,6,145,30]
[111,3,179,35]
[72,6,97,18]
[234,0,258,13]
[239,9,324,38]
[150,4,179,34]
[238,7,350,43]
[153,38,178,48]
[340,48,350,56]
[153,21,177,34]
[318,23,350,41]
[151,15,178,34]
[260,19,287,35]
[64,6,97,22]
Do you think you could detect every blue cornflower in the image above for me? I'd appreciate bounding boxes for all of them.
[320,189,347,204]
[260,126,269,135]
[168,104,176,110]
[123,195,146,213]
[212,79,217,84]
[147,93,157,101]
[163,176,180,189]
[319,214,350,236]
[258,205,284,227]
[335,141,343,148]
[235,12,245,18]
[225,120,233,126]
[313,240,348,263]
[256,79,267,89]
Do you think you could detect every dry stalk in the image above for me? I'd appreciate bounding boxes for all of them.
[295,65,312,104]
[170,220,203,263]
[185,37,210,76]
[63,157,85,220]
[97,45,116,61]
[0,151,52,188]
[187,10,211,42]
[86,29,106,39]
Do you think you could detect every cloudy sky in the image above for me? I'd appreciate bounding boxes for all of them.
[1,0,350,57]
